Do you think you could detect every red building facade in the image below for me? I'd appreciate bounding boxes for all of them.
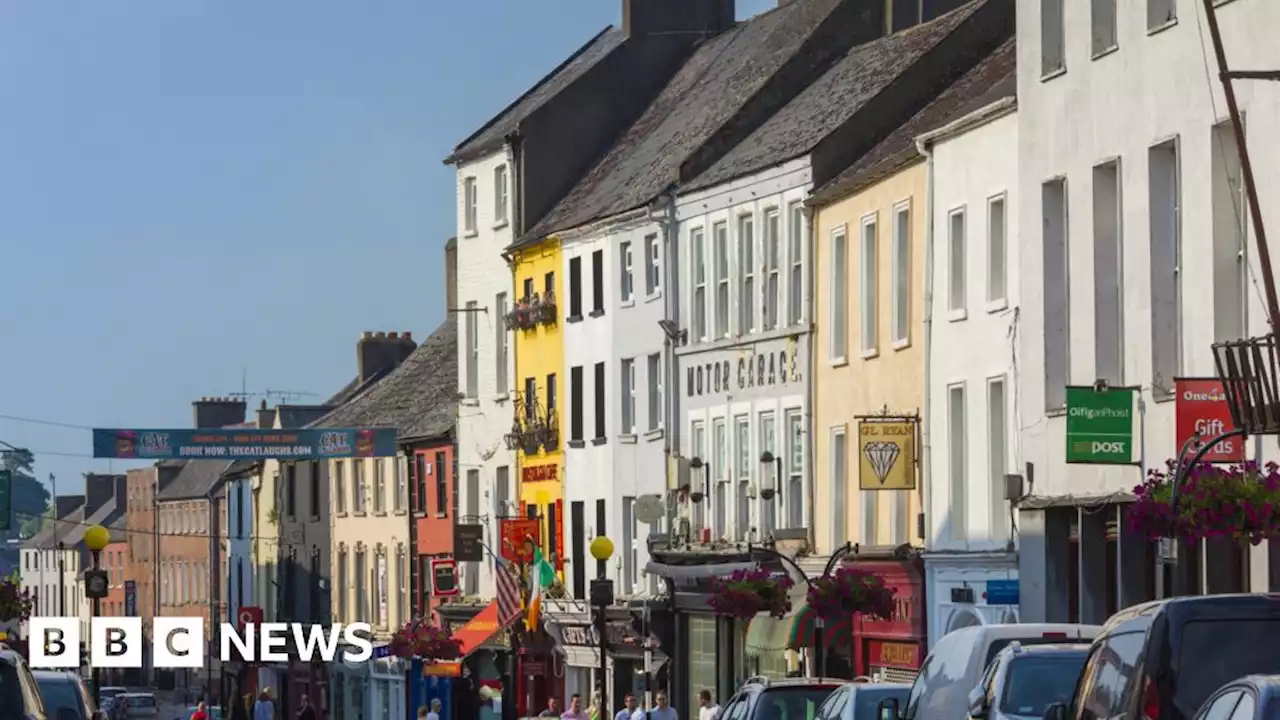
[851,556,927,681]
[408,440,456,620]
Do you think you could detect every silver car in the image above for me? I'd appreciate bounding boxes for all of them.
[966,642,1089,720]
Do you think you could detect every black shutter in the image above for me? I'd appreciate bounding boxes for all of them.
[569,257,583,318]
[547,502,558,565]
[594,362,606,439]
[571,502,585,599]
[591,250,604,312]
[571,366,584,441]
[596,499,607,577]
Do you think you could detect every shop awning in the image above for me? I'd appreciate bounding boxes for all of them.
[744,605,853,655]
[452,601,503,657]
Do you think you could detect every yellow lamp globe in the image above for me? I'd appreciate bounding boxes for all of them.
[589,536,614,562]
[83,525,110,553]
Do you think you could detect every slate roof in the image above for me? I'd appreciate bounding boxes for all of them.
[310,316,458,442]
[444,27,626,165]
[108,514,127,543]
[277,406,333,429]
[156,460,234,501]
[520,0,852,243]
[24,499,84,549]
[809,36,1015,205]
[684,1,983,192]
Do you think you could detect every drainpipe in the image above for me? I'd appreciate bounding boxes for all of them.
[659,187,680,537]
[802,204,817,554]
[914,136,937,554]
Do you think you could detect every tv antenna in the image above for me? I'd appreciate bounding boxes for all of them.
[266,389,319,404]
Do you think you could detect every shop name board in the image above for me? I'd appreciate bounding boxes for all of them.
[1174,378,1243,463]
[523,464,558,483]
[686,343,801,398]
[1065,386,1137,464]
[869,640,919,669]
[560,624,598,646]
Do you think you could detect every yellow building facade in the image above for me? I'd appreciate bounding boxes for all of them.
[510,238,565,564]
[812,162,927,555]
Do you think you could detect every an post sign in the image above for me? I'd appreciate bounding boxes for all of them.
[92,428,399,459]
[1175,378,1244,463]
[1065,386,1138,464]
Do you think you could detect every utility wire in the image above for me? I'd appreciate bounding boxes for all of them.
[16,510,282,543]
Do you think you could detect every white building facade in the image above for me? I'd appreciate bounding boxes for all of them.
[454,148,518,598]
[1017,0,1280,622]
[919,100,1021,645]
[224,471,253,624]
[20,544,82,637]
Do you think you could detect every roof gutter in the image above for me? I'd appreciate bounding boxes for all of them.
[914,97,1016,147]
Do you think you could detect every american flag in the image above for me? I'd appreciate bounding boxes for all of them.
[495,558,523,627]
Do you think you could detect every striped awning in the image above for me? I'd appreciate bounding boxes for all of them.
[744,605,854,654]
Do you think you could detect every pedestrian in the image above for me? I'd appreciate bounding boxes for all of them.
[648,692,678,720]
[426,699,443,720]
[253,690,275,720]
[296,694,317,720]
[191,702,209,720]
[562,693,590,719]
[614,693,644,720]
[539,697,562,717]
[697,690,720,720]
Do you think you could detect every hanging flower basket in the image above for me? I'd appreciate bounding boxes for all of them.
[707,567,793,620]
[1127,459,1280,544]
[0,578,34,623]
[806,567,896,621]
[389,620,462,662]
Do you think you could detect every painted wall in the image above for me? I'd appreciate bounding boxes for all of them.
[412,443,456,615]
[253,457,280,621]
[330,456,412,639]
[512,238,566,566]
[813,162,927,555]
[225,473,254,622]
[103,541,128,617]
[454,149,519,599]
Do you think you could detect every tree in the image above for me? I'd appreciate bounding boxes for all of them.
[2,449,50,540]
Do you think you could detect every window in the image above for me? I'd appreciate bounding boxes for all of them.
[523,277,534,301]
[947,208,966,314]
[739,215,755,333]
[892,203,911,344]
[286,463,296,519]
[396,549,407,624]
[494,466,510,518]
[1093,162,1123,385]
[435,451,448,515]
[788,202,804,325]
[355,548,367,619]
[375,552,388,626]
[786,410,803,528]
[861,485,878,546]
[544,271,554,301]
[830,426,847,549]
[1212,121,1247,343]
[735,415,751,540]
[1043,178,1070,410]
[1091,0,1117,55]
[594,362,607,439]
[353,461,366,513]
[568,256,583,319]
[1150,139,1181,396]
[712,419,727,537]
[591,249,604,314]
[647,353,662,431]
[714,221,730,338]
[465,300,479,397]
[1148,0,1175,29]
[987,195,1007,305]
[620,240,634,303]
[692,227,707,341]
[645,233,661,295]
[334,461,346,513]
[463,176,477,233]
[310,462,321,518]
[861,214,879,354]
[830,226,848,361]
[622,496,636,592]
[495,293,509,395]
[373,460,386,513]
[759,412,776,536]
[494,164,508,224]
[236,482,245,537]
[414,454,428,514]
[570,366,584,442]
[691,421,706,529]
[621,359,637,434]
[764,208,780,330]
[1041,0,1064,76]
[949,383,967,540]
[988,377,1008,543]
[523,377,537,424]
[545,373,557,447]
[337,548,348,621]
[395,457,406,511]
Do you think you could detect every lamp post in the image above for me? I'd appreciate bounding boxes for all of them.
[588,536,615,715]
[759,452,783,538]
[83,524,111,705]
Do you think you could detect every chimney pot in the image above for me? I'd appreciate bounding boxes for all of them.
[403,331,413,341]
[362,331,374,340]
[375,331,387,339]
[388,332,399,339]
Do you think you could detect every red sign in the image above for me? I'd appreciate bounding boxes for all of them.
[522,464,558,483]
[554,499,565,571]
[237,606,263,630]
[500,518,541,564]
[1175,378,1244,463]
[868,640,921,669]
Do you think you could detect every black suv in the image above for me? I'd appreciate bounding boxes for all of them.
[1047,593,1280,720]
[719,676,843,720]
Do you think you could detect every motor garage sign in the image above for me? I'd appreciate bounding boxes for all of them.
[1175,378,1243,463]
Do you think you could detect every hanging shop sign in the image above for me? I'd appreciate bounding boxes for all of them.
[92,427,399,459]
[1174,378,1244,463]
[454,524,484,563]
[431,558,460,597]
[499,518,541,564]
[1065,386,1138,464]
[857,417,917,491]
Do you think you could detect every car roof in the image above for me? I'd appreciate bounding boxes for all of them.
[1102,593,1280,636]
[742,676,848,688]
[1001,642,1090,656]
[32,670,80,680]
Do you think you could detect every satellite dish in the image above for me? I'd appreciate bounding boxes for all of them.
[635,495,664,525]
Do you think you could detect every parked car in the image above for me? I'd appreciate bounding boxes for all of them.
[721,676,845,720]
[878,624,1101,720]
[116,693,159,720]
[98,688,128,705]
[816,682,910,720]
[33,670,101,720]
[1045,594,1280,720]
[0,641,52,719]
[1191,675,1280,720]
[965,642,1088,720]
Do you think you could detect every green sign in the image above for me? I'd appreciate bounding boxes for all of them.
[0,470,9,531]
[1066,386,1137,464]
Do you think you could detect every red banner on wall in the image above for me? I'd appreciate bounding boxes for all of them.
[499,518,540,564]
[1175,378,1244,463]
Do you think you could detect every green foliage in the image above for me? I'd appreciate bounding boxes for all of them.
[2,450,48,540]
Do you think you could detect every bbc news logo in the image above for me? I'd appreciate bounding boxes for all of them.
[26,617,375,669]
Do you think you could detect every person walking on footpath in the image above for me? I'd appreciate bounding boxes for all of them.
[614,693,644,720]
[562,693,590,719]
[253,690,275,720]
[697,691,720,720]
[539,698,562,717]
[296,695,317,720]
[191,702,209,720]
[648,692,678,720]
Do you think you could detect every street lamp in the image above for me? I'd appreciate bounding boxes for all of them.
[83,524,111,704]
[588,536,615,715]
[759,451,783,537]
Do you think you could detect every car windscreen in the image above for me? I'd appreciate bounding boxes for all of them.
[1177,620,1280,718]
[999,655,1087,717]
[36,678,85,719]
[755,686,840,720]
[984,637,1083,668]
[853,688,910,720]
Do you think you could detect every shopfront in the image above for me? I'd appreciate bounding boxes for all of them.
[851,556,926,683]
[545,600,669,707]
[329,646,403,720]
[924,550,1019,647]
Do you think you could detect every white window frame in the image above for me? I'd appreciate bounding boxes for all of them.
[947,206,967,318]
[621,358,637,435]
[1090,0,1118,57]
[785,409,803,528]
[620,240,634,304]
[829,225,848,363]
[948,382,968,541]
[829,425,847,550]
[764,208,781,330]
[495,293,509,395]
[465,300,479,397]
[739,214,756,334]
[691,420,707,530]
[987,194,1008,308]
[759,412,777,536]
[987,375,1008,544]
[787,201,804,326]
[1147,0,1176,31]
[712,418,727,538]
[714,221,730,338]
[463,176,477,234]
[647,353,662,432]
[735,415,751,540]
[891,200,911,347]
[645,234,661,296]
[1041,0,1065,78]
[860,212,879,357]
[494,164,509,225]
[692,227,708,341]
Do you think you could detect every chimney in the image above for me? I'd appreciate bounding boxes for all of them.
[256,399,276,430]
[192,396,248,429]
[55,495,83,522]
[357,331,419,384]
[622,0,735,38]
[444,237,458,311]
[84,473,127,519]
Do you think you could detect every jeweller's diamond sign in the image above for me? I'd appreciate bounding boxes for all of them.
[857,419,916,491]
[1065,386,1137,464]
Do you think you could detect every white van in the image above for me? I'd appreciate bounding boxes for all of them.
[878,624,1101,720]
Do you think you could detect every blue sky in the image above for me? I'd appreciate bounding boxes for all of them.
[0,0,775,496]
